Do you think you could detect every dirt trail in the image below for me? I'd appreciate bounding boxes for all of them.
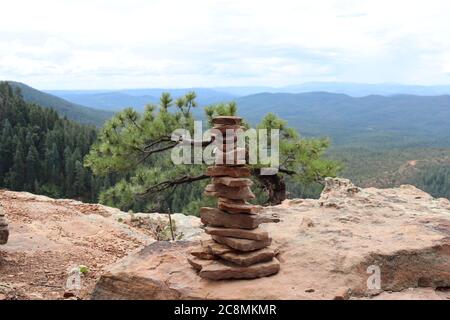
[0,190,155,300]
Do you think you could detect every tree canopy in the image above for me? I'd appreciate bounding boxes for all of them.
[85,92,341,215]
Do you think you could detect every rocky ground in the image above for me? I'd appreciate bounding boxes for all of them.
[93,179,450,300]
[1,179,450,300]
[0,190,201,300]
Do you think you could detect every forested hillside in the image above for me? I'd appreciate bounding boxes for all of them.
[6,82,113,126]
[328,147,450,200]
[0,82,113,202]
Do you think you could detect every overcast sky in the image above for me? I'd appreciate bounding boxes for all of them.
[1,0,450,89]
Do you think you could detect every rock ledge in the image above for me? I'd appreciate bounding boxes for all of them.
[92,178,450,300]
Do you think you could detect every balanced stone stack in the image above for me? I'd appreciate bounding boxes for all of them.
[188,116,280,280]
[0,204,9,245]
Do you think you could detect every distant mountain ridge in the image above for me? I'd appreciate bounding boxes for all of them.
[277,82,450,97]
[6,81,450,149]
[50,91,159,111]
[235,92,450,147]
[48,82,450,99]
[47,88,236,112]
[5,81,113,126]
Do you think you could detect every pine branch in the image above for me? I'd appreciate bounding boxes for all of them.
[139,174,209,196]
[138,141,178,164]
[144,136,173,150]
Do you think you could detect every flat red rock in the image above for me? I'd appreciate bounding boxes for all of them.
[213,177,253,187]
[201,207,279,229]
[205,226,269,241]
[214,148,246,166]
[198,258,280,280]
[188,256,214,271]
[202,239,234,255]
[218,198,262,214]
[206,166,251,178]
[211,235,272,252]
[213,124,246,134]
[190,246,218,260]
[219,247,276,267]
[212,116,242,126]
[205,184,255,200]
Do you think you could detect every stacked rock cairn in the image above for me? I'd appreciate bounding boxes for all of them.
[0,204,9,245]
[188,116,280,280]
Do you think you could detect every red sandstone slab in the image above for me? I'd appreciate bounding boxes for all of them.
[213,177,253,188]
[190,246,218,260]
[218,198,262,214]
[198,258,280,280]
[212,116,242,126]
[212,235,272,252]
[219,247,276,267]
[206,166,251,178]
[202,239,234,255]
[214,148,246,166]
[213,124,246,134]
[201,207,280,230]
[205,184,255,200]
[201,207,262,229]
[205,226,269,241]
[188,256,214,271]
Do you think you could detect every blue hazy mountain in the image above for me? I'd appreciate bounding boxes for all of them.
[48,92,159,111]
[235,92,450,147]
[46,84,450,147]
[214,82,450,97]
[48,82,450,113]
[47,88,236,112]
[279,82,450,97]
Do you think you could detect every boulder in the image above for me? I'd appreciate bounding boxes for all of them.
[92,179,450,300]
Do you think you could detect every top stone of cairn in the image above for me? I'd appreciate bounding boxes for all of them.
[213,116,242,126]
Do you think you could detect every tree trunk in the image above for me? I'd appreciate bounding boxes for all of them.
[257,173,286,205]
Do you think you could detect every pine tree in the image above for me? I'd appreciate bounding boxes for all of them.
[0,120,14,179]
[0,81,114,202]
[25,145,40,190]
[7,139,27,190]
[85,92,341,213]
[74,160,86,196]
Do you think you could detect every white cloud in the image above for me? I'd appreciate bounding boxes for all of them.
[0,0,450,89]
